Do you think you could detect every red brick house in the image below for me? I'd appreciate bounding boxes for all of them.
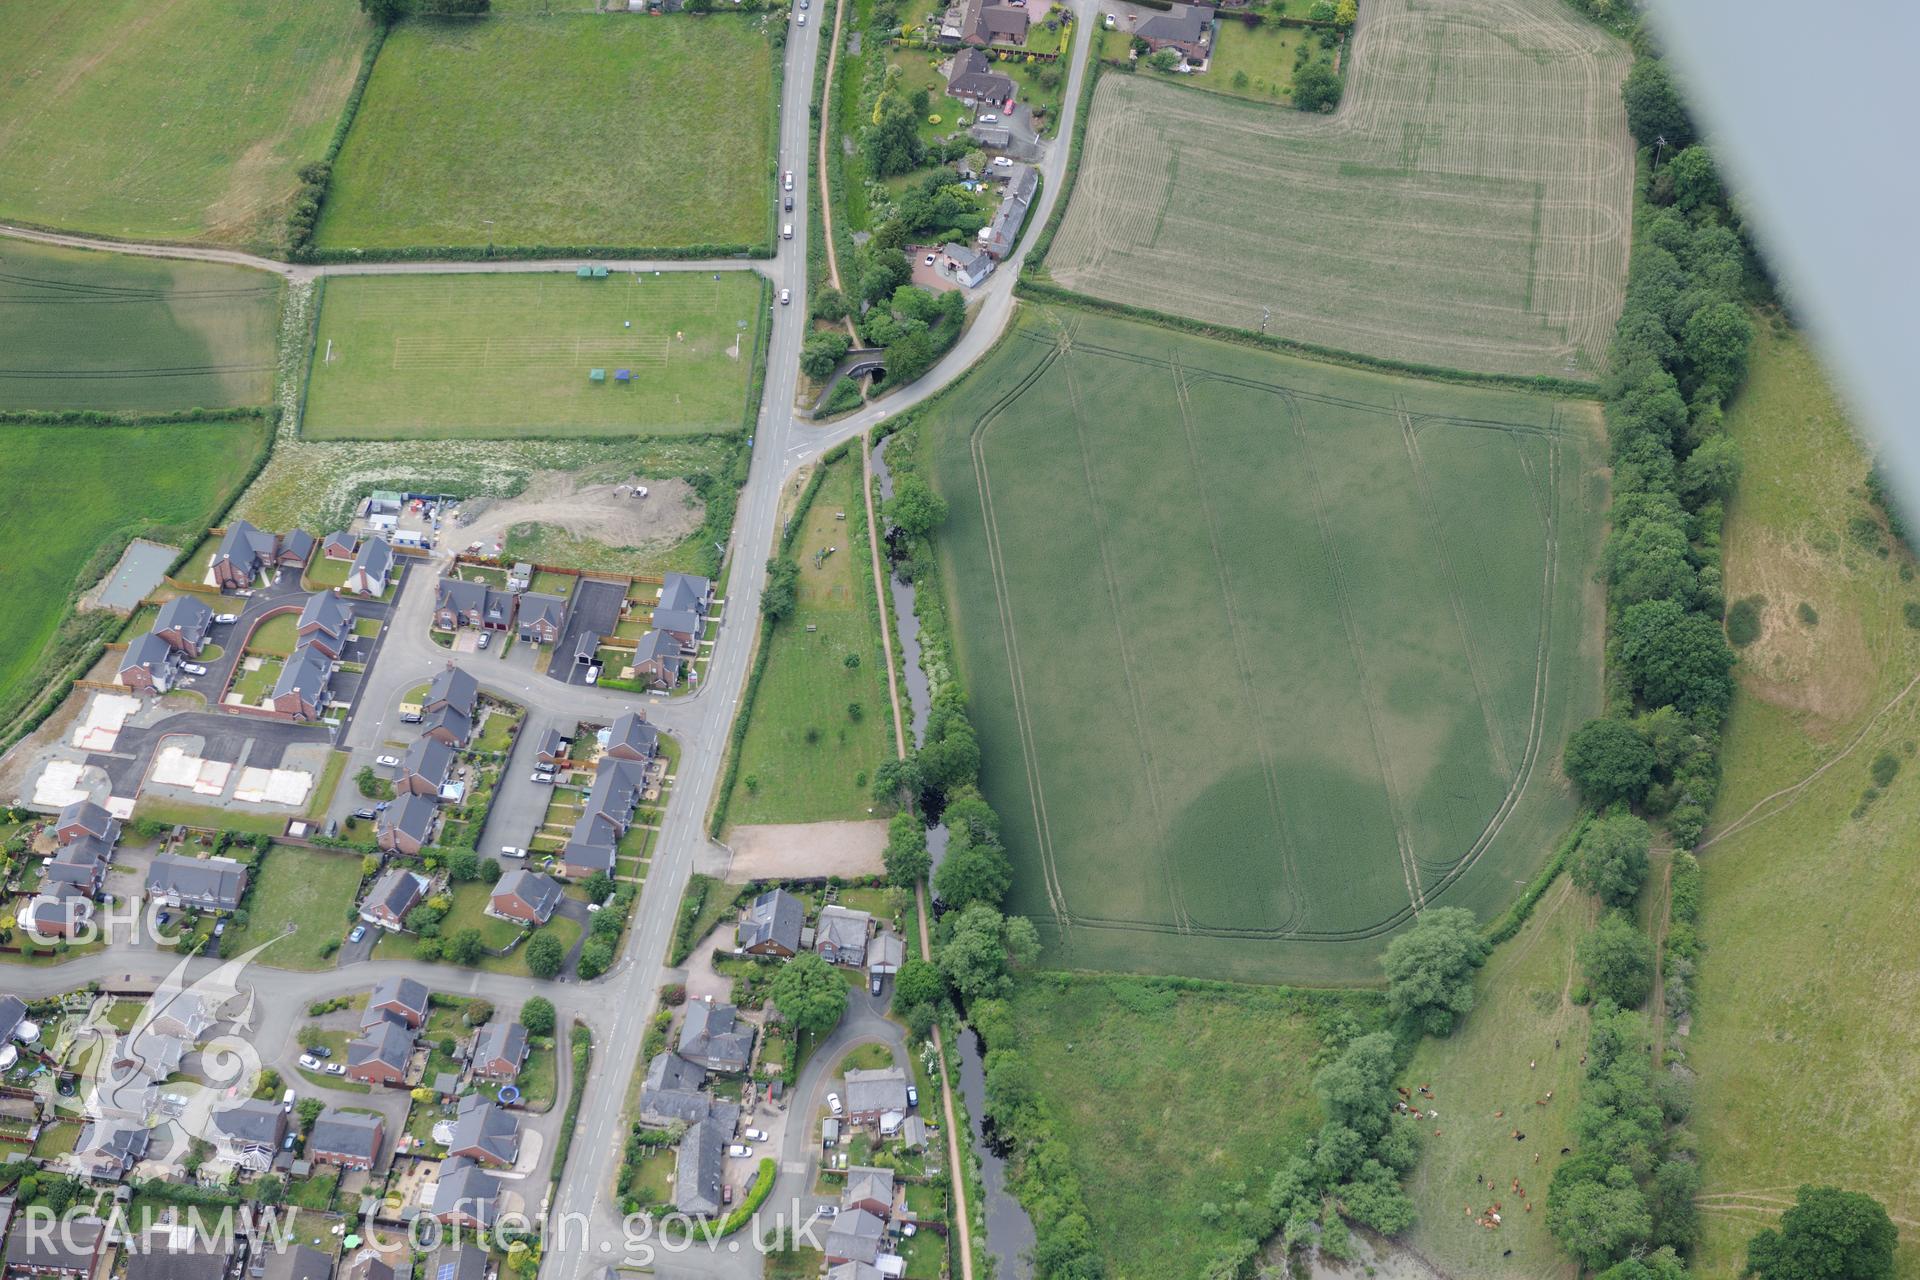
[489,869,562,925]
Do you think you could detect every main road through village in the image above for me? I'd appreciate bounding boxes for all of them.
[0,4,1097,1274]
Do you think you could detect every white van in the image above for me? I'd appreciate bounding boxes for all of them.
[782,223,794,240]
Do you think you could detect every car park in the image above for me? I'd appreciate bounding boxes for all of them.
[376,754,400,767]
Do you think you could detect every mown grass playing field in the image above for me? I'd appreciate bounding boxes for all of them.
[1046,0,1633,379]
[0,0,373,247]
[724,455,895,826]
[922,306,1605,984]
[0,240,280,412]
[1685,324,1920,1278]
[302,271,765,439]
[315,14,776,251]
[0,417,270,731]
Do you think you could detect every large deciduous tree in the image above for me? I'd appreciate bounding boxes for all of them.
[1381,907,1489,1036]
[768,953,848,1037]
[1745,1185,1898,1280]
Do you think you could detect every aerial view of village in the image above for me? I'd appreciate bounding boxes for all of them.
[0,0,1910,1279]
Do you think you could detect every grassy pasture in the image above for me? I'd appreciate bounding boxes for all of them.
[0,418,270,735]
[724,455,895,826]
[1048,0,1633,379]
[315,14,776,251]
[0,240,280,412]
[1000,975,1382,1278]
[0,0,372,247]
[302,272,765,439]
[922,306,1604,984]
[1685,323,1920,1278]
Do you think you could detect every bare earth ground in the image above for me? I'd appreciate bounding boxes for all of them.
[1048,0,1633,378]
[454,471,704,553]
[724,820,888,879]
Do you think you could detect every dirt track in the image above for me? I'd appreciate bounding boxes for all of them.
[454,471,703,552]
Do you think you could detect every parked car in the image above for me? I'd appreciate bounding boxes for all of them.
[587,902,602,913]
[531,772,555,785]
[784,194,794,211]
[782,223,793,240]
[727,1144,754,1158]
[797,11,805,22]
[281,1089,296,1114]
[780,288,791,305]
[299,1054,320,1071]
[585,666,600,685]
[980,112,999,123]
[783,170,794,191]
[348,925,367,944]
[722,1184,734,1206]
[325,1063,346,1076]
[826,1092,843,1116]
[743,1128,768,1142]
[213,613,238,625]
[213,920,226,937]
[401,712,423,724]
[375,754,400,767]
[992,156,1014,168]
[501,845,528,859]
[353,808,375,820]
[283,1132,297,1151]
[907,1084,919,1108]
[308,1045,331,1059]
[180,663,208,676]
[869,973,882,996]
[375,800,390,812]
[156,910,171,927]
[477,633,491,650]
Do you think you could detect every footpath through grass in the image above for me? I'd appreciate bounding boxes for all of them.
[994,974,1381,1279]
[0,0,373,247]
[315,14,776,251]
[1687,321,1920,1278]
[0,240,280,413]
[0,418,270,739]
[724,455,895,825]
[303,272,765,439]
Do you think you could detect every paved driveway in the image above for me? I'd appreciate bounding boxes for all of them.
[546,579,627,686]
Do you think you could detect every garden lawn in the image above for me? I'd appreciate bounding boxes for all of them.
[0,240,280,412]
[0,418,268,733]
[1189,20,1334,105]
[723,456,895,825]
[302,272,766,440]
[1686,322,1920,1278]
[245,613,300,657]
[0,0,374,247]
[222,846,365,971]
[1001,975,1381,1279]
[315,14,776,251]
[923,305,1605,984]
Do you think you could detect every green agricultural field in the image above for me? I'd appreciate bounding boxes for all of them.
[0,418,269,736]
[1401,878,1594,1280]
[724,455,894,825]
[0,240,280,412]
[222,847,366,970]
[1686,323,1920,1278]
[996,975,1383,1278]
[921,306,1605,984]
[315,14,776,251]
[0,0,373,247]
[1047,0,1633,379]
[302,272,765,439]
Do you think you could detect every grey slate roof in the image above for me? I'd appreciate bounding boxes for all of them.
[323,531,359,558]
[262,1246,335,1280]
[125,1233,228,1280]
[433,1155,499,1225]
[212,520,276,575]
[308,1108,383,1163]
[122,632,177,681]
[426,665,478,716]
[607,711,659,758]
[348,1018,414,1073]
[402,735,456,788]
[363,868,426,921]
[493,869,562,921]
[657,572,712,616]
[76,1119,152,1173]
[1138,1,1214,44]
[817,904,871,960]
[5,1216,105,1272]
[631,629,681,666]
[517,593,566,634]
[0,994,26,1042]
[562,757,645,872]
[823,1208,886,1265]
[535,727,569,759]
[349,535,393,585]
[844,1067,910,1117]
[449,1093,519,1166]
[737,888,804,954]
[826,1264,885,1280]
[422,705,473,747]
[640,1051,711,1126]
[473,1020,528,1073]
[47,835,110,887]
[436,577,487,618]
[901,1113,928,1149]
[212,1098,285,1149]
[844,1165,896,1214]
[273,643,332,708]
[679,1000,753,1073]
[146,853,247,910]
[367,976,430,1023]
[153,594,213,648]
[422,1245,487,1280]
[379,792,438,847]
[948,48,1015,101]
[674,1113,728,1216]
[279,529,316,564]
[650,606,702,638]
[299,591,354,643]
[57,798,116,841]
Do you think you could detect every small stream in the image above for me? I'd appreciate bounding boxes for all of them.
[873,433,1037,1278]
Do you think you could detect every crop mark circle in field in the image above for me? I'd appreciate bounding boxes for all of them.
[965,329,1575,945]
